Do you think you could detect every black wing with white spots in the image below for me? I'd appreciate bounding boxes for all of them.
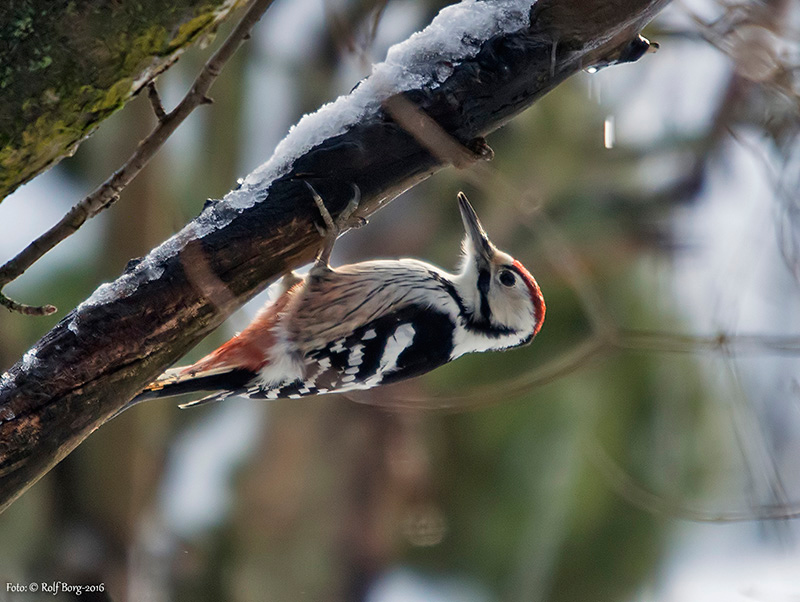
[247,304,456,400]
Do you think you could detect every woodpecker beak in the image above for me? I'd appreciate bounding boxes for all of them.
[458,192,494,265]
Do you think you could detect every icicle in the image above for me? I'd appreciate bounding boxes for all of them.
[603,116,615,149]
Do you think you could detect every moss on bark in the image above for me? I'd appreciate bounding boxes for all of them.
[0,0,245,201]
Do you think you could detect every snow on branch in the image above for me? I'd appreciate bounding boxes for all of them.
[0,0,670,513]
[70,0,543,315]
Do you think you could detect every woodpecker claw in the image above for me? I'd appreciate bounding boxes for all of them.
[132,192,544,408]
[306,182,362,275]
[465,136,494,161]
[342,184,363,229]
[279,270,303,293]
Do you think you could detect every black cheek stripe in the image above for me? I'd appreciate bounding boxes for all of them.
[477,268,492,323]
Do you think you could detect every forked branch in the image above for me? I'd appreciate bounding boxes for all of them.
[0,0,671,514]
[0,0,276,316]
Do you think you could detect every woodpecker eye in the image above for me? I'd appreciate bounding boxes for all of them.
[499,269,516,287]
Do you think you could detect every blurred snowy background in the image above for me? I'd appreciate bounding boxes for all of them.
[1,0,800,600]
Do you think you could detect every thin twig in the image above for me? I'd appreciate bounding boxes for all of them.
[0,295,56,316]
[351,325,800,412]
[146,82,167,122]
[347,86,800,415]
[0,0,276,316]
[349,337,609,411]
[382,97,619,337]
[615,329,800,355]
[587,438,800,522]
[382,95,491,169]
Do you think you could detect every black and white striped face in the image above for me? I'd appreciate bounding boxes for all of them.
[452,193,545,352]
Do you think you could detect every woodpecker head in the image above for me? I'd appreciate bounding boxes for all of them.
[454,192,545,345]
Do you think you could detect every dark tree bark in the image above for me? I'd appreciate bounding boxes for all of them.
[0,0,246,201]
[0,0,671,513]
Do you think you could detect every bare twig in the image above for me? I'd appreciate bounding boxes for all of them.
[0,0,276,316]
[614,329,800,355]
[587,438,800,522]
[352,325,800,411]
[0,295,56,316]
[349,337,610,411]
[345,79,800,415]
[382,95,491,169]
[146,82,167,122]
[0,0,672,513]
[381,93,621,341]
[180,241,239,314]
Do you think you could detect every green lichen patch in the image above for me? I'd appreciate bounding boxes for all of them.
[169,12,218,51]
[0,0,245,201]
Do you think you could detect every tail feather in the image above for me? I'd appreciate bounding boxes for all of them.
[178,391,233,409]
[104,367,258,425]
[128,280,298,412]
[133,367,257,403]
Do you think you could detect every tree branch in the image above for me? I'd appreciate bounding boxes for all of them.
[0,0,671,513]
[0,0,276,316]
[0,0,249,201]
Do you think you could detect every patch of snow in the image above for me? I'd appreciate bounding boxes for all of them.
[372,0,427,57]
[0,404,15,422]
[77,0,536,310]
[67,315,80,335]
[237,0,536,201]
[21,348,39,370]
[78,224,194,309]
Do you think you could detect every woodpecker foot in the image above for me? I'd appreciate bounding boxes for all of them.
[279,270,303,294]
[465,136,494,161]
[306,183,363,274]
[588,35,659,72]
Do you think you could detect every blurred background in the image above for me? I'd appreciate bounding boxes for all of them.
[1,0,800,600]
